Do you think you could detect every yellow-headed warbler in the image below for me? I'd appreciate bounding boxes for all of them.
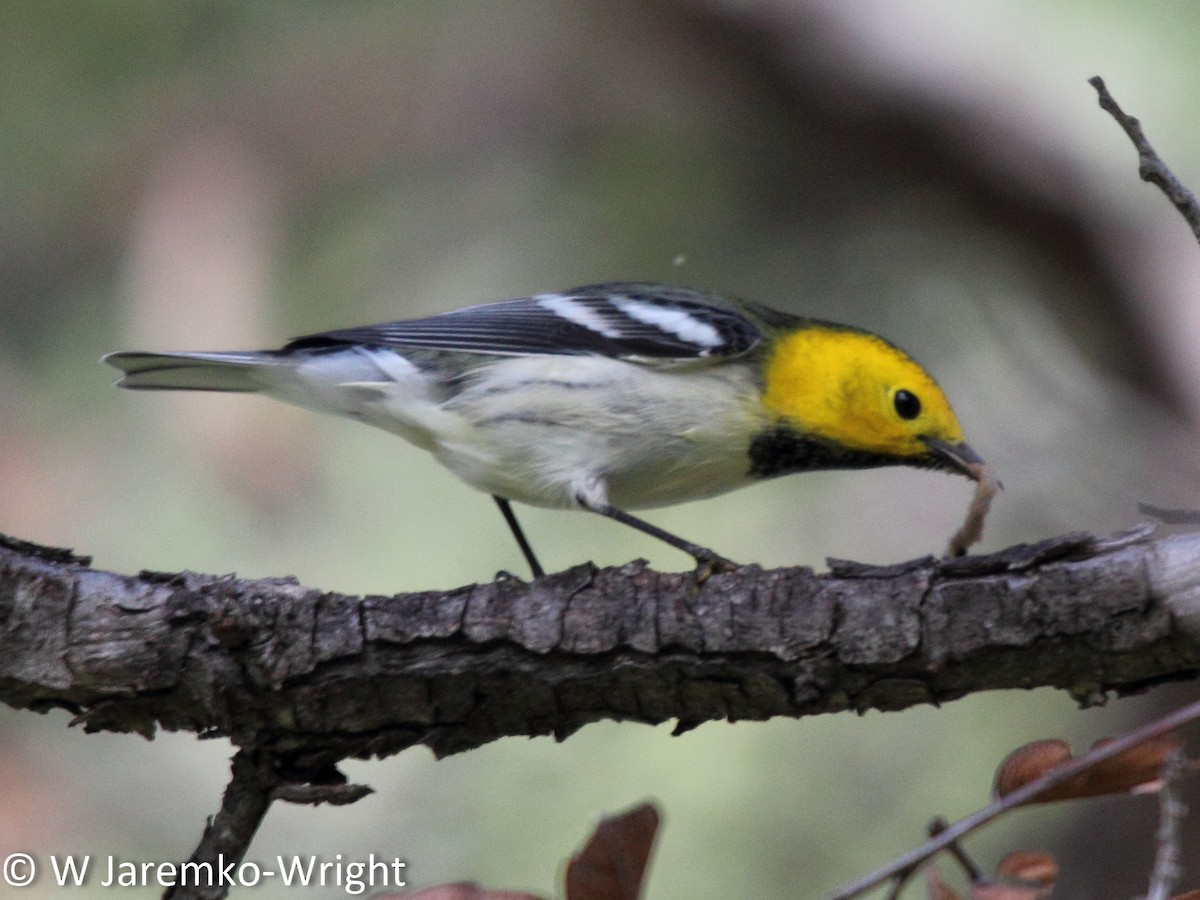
[104,283,986,577]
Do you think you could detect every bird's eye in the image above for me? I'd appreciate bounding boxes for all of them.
[893,389,921,420]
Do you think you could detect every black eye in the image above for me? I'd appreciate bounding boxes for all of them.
[893,389,921,420]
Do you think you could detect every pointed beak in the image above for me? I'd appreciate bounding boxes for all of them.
[922,437,986,481]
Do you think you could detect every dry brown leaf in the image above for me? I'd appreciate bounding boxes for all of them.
[566,803,660,900]
[993,851,1057,891]
[948,463,1000,556]
[1170,892,1200,900]
[993,733,1186,804]
[992,740,1072,800]
[379,883,544,899]
[968,850,1058,899]
[971,885,1047,900]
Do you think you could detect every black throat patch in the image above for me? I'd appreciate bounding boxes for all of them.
[747,425,913,479]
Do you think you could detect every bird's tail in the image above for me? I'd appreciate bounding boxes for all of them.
[103,351,279,392]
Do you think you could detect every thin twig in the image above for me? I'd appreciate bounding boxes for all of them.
[1089,76,1200,242]
[928,817,983,883]
[882,817,982,900]
[164,746,281,900]
[824,698,1200,900]
[1144,748,1191,900]
[883,872,909,900]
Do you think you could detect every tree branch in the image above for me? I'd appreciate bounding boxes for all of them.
[1089,75,1200,242]
[162,746,278,900]
[5,525,1200,898]
[1144,747,1189,900]
[3,524,1199,772]
[826,696,1200,899]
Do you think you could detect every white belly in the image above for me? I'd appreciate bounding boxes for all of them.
[433,355,766,509]
[270,349,768,511]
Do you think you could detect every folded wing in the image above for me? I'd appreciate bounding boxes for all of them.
[284,283,763,361]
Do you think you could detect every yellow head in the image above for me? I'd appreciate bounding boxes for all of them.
[758,325,982,478]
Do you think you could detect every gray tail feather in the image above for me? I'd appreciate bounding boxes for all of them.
[102,351,277,392]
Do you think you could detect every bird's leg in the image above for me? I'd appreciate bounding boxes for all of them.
[493,496,545,579]
[574,495,739,574]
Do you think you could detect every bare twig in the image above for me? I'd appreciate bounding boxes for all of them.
[159,748,374,900]
[164,746,280,900]
[928,817,983,884]
[824,698,1200,900]
[882,817,982,900]
[883,872,909,900]
[1144,748,1191,900]
[1089,76,1200,242]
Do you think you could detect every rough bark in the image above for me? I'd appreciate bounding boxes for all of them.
[3,525,1199,774]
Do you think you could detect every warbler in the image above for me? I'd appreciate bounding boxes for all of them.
[104,282,983,578]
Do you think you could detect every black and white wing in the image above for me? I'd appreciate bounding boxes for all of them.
[284,283,763,360]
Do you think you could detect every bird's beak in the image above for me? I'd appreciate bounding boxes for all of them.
[923,437,986,481]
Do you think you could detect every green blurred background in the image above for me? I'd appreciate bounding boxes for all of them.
[2,1,1199,897]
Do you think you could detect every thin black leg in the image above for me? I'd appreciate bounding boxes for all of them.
[493,496,545,579]
[574,495,738,572]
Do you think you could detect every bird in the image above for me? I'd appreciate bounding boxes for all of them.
[104,282,984,579]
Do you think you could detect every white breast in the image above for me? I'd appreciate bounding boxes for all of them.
[434,355,766,509]
[264,348,767,511]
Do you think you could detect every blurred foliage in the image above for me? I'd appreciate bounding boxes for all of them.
[1,1,1198,898]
